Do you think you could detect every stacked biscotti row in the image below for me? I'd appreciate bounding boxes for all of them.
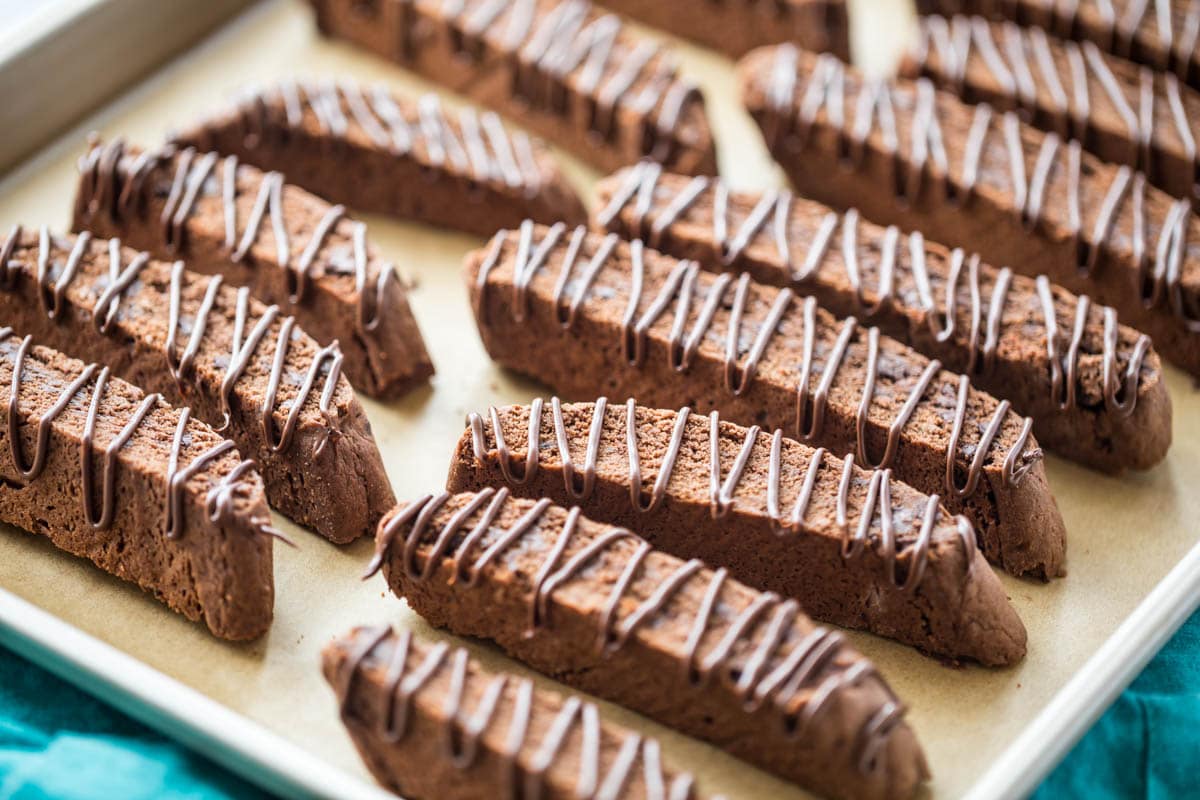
[21,0,1188,798]
[290,4,1187,799]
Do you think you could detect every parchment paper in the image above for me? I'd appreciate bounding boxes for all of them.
[0,1,1196,797]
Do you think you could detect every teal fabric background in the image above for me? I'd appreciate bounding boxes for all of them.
[0,610,1196,799]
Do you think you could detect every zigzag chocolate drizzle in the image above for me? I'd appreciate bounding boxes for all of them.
[913,14,1200,181]
[233,79,545,197]
[597,161,1152,416]
[760,44,1199,331]
[968,0,1200,76]
[0,327,277,542]
[466,397,976,592]
[0,225,344,458]
[382,0,700,161]
[333,625,701,799]
[476,220,1039,494]
[365,490,907,774]
[76,138,397,338]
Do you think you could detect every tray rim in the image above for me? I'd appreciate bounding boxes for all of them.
[2,1,1199,798]
[0,587,399,800]
[2,542,1197,800]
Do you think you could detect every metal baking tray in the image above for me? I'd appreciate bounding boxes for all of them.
[1,1,1197,798]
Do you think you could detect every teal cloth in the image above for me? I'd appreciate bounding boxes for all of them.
[0,611,1197,799]
[0,645,265,800]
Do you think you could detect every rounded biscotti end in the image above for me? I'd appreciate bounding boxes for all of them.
[987,458,1067,581]
[1121,354,1172,471]
[293,399,397,545]
[955,546,1028,667]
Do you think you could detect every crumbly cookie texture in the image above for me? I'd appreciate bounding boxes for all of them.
[449,398,1028,665]
[306,0,718,175]
[0,227,394,544]
[739,43,1200,384]
[0,330,274,640]
[368,491,930,800]
[464,222,1067,579]
[324,625,716,800]
[169,80,587,236]
[593,164,1171,473]
[902,14,1200,207]
[74,138,434,400]
[913,0,1200,92]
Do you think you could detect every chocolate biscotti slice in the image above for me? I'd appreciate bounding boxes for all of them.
[169,80,586,236]
[449,398,1027,665]
[367,491,930,800]
[306,0,717,176]
[740,45,1200,380]
[325,625,717,800]
[0,328,275,640]
[593,0,849,60]
[0,227,394,544]
[903,15,1200,207]
[74,138,433,400]
[465,222,1066,578]
[594,164,1170,472]
[914,0,1200,91]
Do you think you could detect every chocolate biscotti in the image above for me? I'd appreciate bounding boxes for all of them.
[593,0,850,61]
[903,15,1200,206]
[74,138,433,400]
[740,44,1200,380]
[306,0,717,175]
[368,490,930,800]
[914,0,1200,90]
[325,625,716,800]
[449,398,1027,664]
[465,222,1065,578]
[593,164,1170,473]
[169,80,586,236]
[0,227,394,544]
[0,328,275,640]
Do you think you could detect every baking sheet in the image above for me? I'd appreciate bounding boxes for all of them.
[0,1,1198,798]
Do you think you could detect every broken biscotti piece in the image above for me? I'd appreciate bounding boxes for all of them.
[594,164,1171,473]
[902,15,1200,207]
[74,138,433,400]
[0,328,274,640]
[305,0,717,176]
[0,227,395,544]
[914,0,1200,91]
[169,80,587,236]
[594,0,849,60]
[366,491,930,800]
[449,398,1027,665]
[465,222,1066,579]
[324,625,716,800]
[740,44,1200,381]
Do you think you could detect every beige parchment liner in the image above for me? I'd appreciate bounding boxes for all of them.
[0,1,1196,797]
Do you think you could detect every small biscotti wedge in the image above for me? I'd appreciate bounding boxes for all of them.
[903,15,1200,206]
[465,222,1066,579]
[740,44,1200,380]
[449,398,1027,665]
[594,164,1171,472]
[0,227,394,544]
[325,625,715,800]
[306,0,717,175]
[367,491,930,800]
[169,80,587,235]
[74,138,433,400]
[914,0,1200,90]
[594,0,850,60]
[0,328,275,640]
